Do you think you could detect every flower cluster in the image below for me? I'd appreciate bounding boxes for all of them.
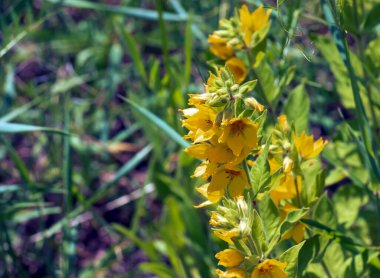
[183,67,261,208]
[208,4,271,84]
[181,3,327,278]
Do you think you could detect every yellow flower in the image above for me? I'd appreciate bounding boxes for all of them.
[208,165,249,203]
[268,156,282,174]
[194,183,214,208]
[251,259,288,278]
[295,131,328,160]
[188,93,208,106]
[270,175,302,206]
[217,267,246,278]
[213,229,240,244]
[192,161,218,180]
[182,105,217,143]
[282,222,305,243]
[215,249,245,267]
[185,141,244,164]
[277,115,289,132]
[226,57,247,84]
[239,4,271,47]
[209,34,235,60]
[219,118,259,157]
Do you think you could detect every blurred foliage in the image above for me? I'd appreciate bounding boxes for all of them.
[0,0,379,277]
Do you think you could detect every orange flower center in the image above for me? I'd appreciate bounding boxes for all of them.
[259,263,273,274]
[230,120,245,135]
[225,169,241,178]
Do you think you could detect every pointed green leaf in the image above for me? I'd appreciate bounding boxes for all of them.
[251,210,268,256]
[283,83,309,133]
[279,241,305,277]
[250,139,271,195]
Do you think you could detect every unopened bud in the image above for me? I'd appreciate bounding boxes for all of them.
[236,196,248,212]
[214,30,230,37]
[283,141,291,151]
[244,97,264,112]
[215,79,224,87]
[283,157,294,174]
[230,84,239,93]
[228,38,241,47]
[220,69,230,81]
[207,95,227,107]
[210,212,228,227]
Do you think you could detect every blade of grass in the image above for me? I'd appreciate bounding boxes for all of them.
[0,185,20,193]
[62,91,75,276]
[46,0,187,21]
[157,0,170,75]
[114,22,147,83]
[0,136,32,185]
[184,14,192,87]
[122,98,189,148]
[0,122,69,135]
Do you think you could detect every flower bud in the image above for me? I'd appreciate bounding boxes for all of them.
[230,84,240,93]
[244,97,264,112]
[283,156,294,174]
[283,141,291,151]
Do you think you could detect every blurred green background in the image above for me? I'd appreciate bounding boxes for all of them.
[1,0,380,277]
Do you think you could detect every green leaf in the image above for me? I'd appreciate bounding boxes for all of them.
[283,83,309,133]
[333,185,367,228]
[251,210,268,256]
[279,241,305,277]
[297,236,321,277]
[258,194,280,242]
[250,140,271,195]
[301,159,324,205]
[279,208,309,234]
[364,4,380,30]
[253,52,275,103]
[313,193,337,229]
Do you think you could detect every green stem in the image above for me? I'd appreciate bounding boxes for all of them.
[243,159,252,187]
[294,175,303,208]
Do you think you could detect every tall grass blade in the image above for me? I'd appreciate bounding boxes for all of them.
[46,0,187,21]
[123,98,189,148]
